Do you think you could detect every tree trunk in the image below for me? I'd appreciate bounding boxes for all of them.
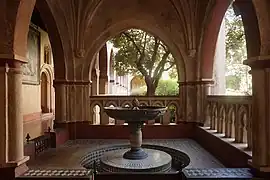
[145,76,157,96]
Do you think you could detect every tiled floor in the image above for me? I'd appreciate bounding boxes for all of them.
[27,139,224,169]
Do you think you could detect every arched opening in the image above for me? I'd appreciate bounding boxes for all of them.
[16,1,65,140]
[92,105,101,125]
[41,72,50,113]
[201,0,260,82]
[89,28,181,97]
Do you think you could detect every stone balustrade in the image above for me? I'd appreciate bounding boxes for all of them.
[90,96,181,125]
[205,95,252,150]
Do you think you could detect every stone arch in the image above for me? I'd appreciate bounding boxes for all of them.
[34,1,67,79]
[167,102,179,123]
[12,0,36,59]
[252,0,270,55]
[121,101,132,108]
[86,20,187,83]
[200,0,231,78]
[10,0,66,79]
[152,101,164,107]
[90,103,102,125]
[82,0,191,82]
[40,64,53,113]
[105,101,117,107]
[200,0,260,78]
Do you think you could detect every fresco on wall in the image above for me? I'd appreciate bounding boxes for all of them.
[22,25,40,84]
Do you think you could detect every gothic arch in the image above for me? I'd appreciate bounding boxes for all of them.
[40,65,53,113]
[35,0,67,79]
[200,0,231,79]
[86,21,187,84]
[80,0,192,83]
[2,0,36,59]
[252,0,270,56]
[10,0,67,79]
[200,0,260,79]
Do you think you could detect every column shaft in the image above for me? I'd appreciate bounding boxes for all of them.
[244,57,270,173]
[7,64,24,162]
[54,83,67,123]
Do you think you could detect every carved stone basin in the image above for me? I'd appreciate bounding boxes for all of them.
[103,106,167,122]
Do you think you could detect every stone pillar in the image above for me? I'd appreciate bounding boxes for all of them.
[244,57,270,174]
[54,82,67,124]
[116,76,120,94]
[109,49,115,94]
[99,45,108,94]
[99,75,108,94]
[0,59,29,178]
[178,83,187,122]
[91,69,99,95]
[178,80,213,124]
[54,80,90,124]
[196,79,214,125]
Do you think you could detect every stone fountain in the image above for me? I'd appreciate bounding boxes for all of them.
[104,98,167,160]
[81,98,190,173]
[101,98,172,172]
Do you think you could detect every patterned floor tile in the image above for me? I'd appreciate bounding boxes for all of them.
[27,139,224,169]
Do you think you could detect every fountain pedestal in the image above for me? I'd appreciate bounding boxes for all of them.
[123,122,148,160]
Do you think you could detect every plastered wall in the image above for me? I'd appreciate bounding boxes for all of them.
[22,26,54,140]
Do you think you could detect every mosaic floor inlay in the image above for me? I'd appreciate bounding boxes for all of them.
[27,139,224,169]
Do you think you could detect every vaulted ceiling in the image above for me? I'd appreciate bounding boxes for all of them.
[1,0,263,81]
[43,0,221,81]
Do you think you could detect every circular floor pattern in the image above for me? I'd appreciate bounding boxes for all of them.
[100,148,172,172]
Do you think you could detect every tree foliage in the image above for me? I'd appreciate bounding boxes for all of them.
[225,5,252,94]
[110,29,176,96]
[130,78,179,96]
[155,79,179,96]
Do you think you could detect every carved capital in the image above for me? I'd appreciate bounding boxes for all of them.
[74,49,85,58]
[244,56,270,69]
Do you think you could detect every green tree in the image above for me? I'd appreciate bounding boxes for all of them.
[156,79,179,96]
[111,29,176,96]
[225,5,251,94]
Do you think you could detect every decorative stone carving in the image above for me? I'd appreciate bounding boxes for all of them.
[74,49,85,58]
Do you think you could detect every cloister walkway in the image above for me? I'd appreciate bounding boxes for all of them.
[27,139,224,169]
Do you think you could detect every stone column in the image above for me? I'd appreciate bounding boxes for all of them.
[0,59,29,177]
[54,80,90,124]
[54,82,67,124]
[178,80,213,124]
[196,79,214,125]
[91,69,99,95]
[99,45,108,94]
[244,57,270,174]
[99,75,108,94]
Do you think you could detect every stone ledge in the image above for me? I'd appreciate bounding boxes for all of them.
[194,127,251,167]
[183,168,253,179]
[202,127,252,157]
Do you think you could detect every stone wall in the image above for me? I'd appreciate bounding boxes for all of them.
[22,25,54,140]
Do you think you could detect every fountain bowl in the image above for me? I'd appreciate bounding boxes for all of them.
[104,106,167,122]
